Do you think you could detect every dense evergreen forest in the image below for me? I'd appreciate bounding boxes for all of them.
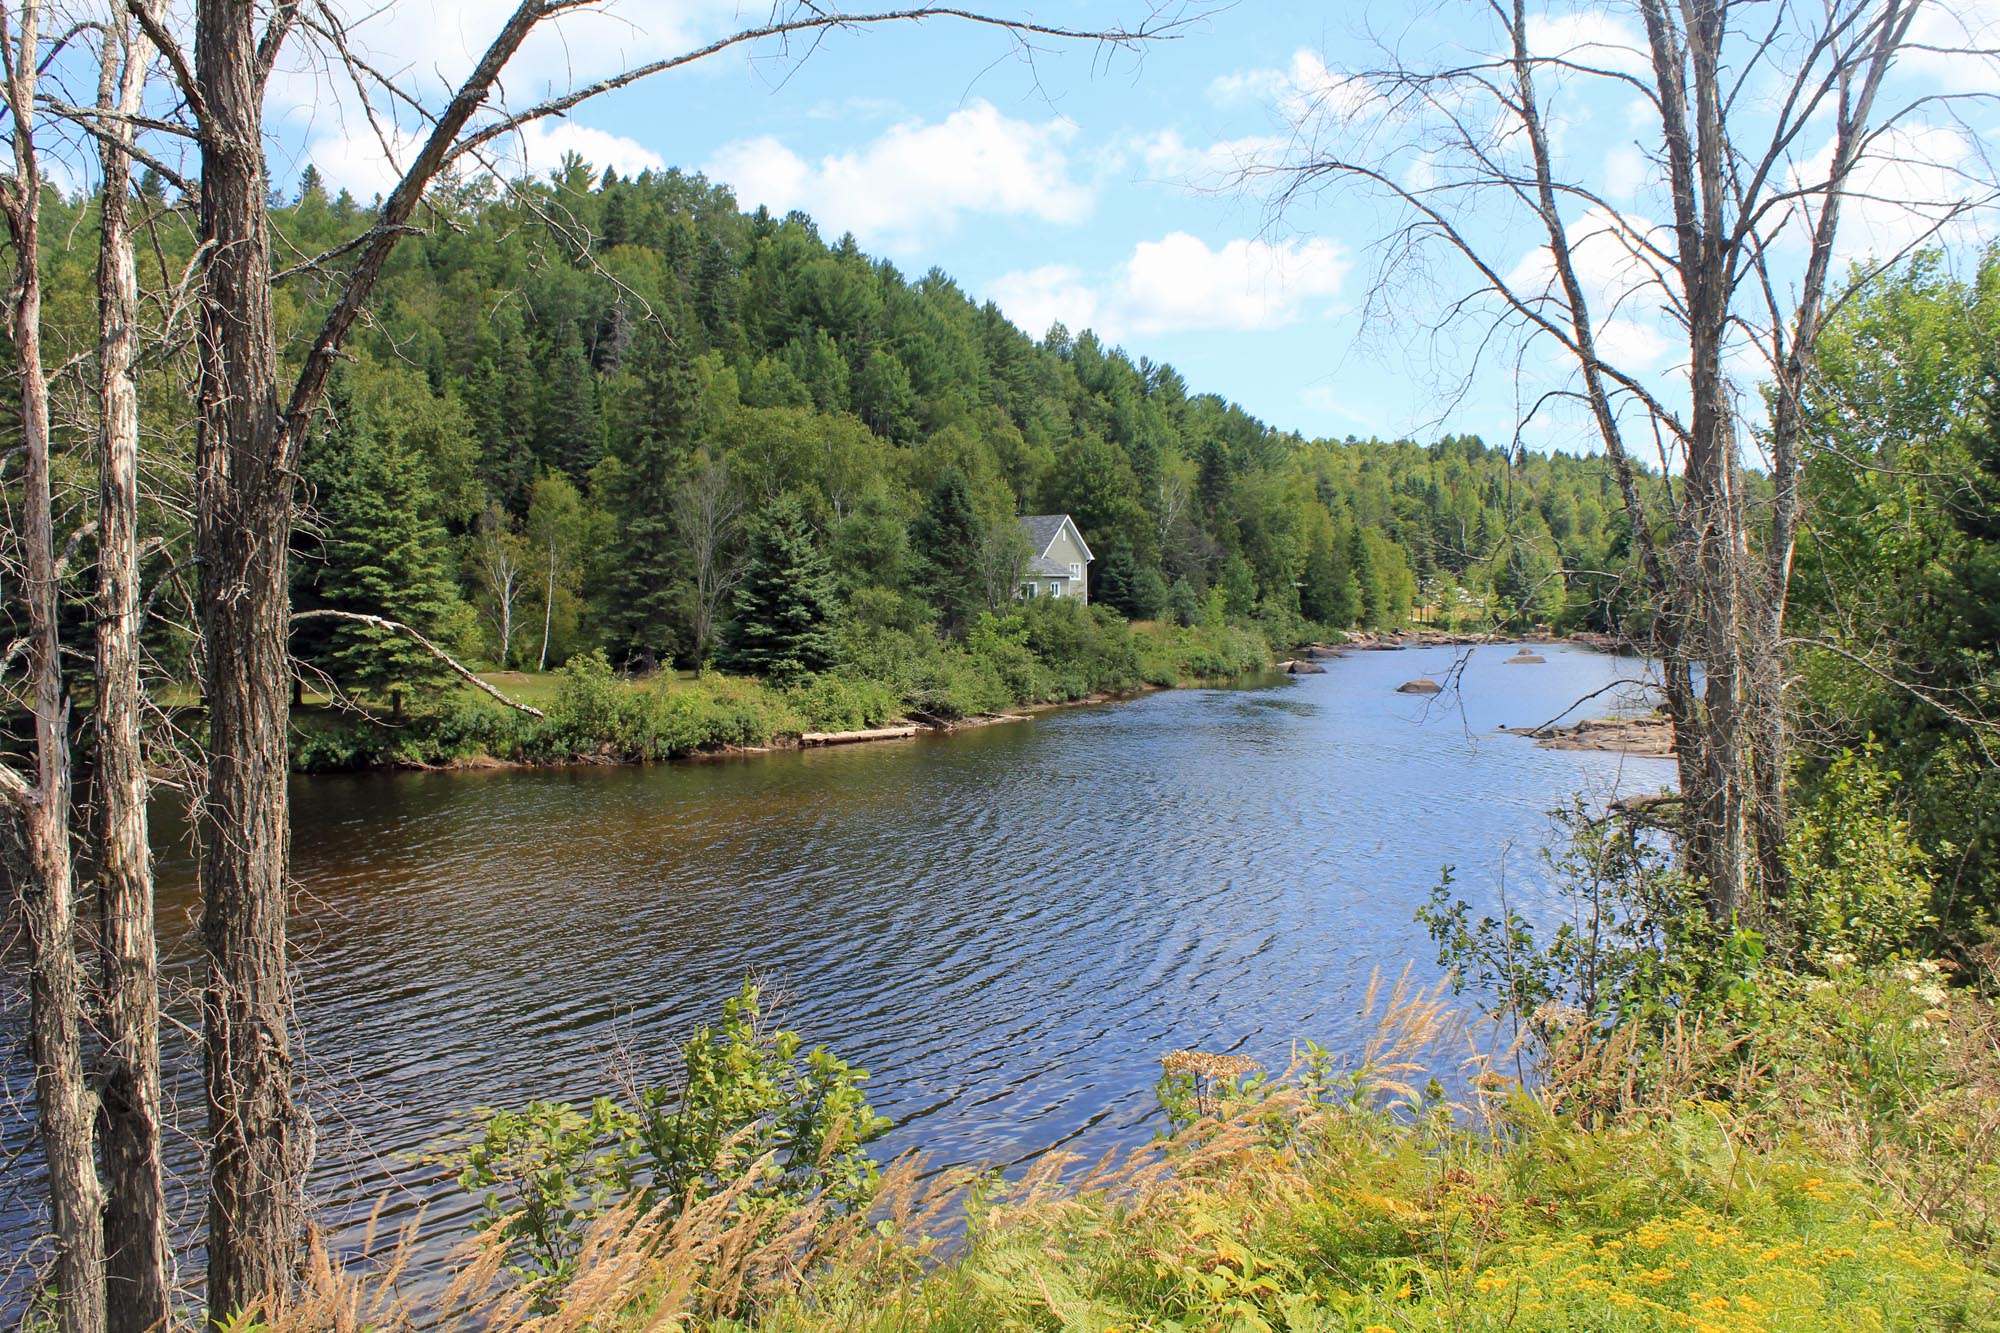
[17,155,1654,719]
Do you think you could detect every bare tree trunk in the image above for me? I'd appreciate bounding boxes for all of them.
[92,19,171,1330]
[132,2,1200,1312]
[2,5,109,1328]
[675,451,744,661]
[539,533,556,672]
[193,2,308,1315]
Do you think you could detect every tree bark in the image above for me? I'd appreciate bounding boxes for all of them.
[539,534,556,672]
[3,4,109,1327]
[193,1,308,1317]
[92,19,171,1330]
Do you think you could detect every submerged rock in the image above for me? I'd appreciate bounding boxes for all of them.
[1397,677,1443,695]
[1506,651,1547,665]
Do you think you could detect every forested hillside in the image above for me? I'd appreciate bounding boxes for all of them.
[20,155,1653,707]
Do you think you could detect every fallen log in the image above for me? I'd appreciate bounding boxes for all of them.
[800,724,922,746]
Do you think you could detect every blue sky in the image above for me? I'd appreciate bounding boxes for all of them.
[257,0,2000,454]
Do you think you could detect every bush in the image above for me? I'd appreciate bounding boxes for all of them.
[453,981,887,1309]
[785,673,902,732]
[1418,799,1761,1035]
[543,649,621,754]
[1784,749,1937,964]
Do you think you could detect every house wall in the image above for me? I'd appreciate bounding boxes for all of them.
[1015,519,1093,604]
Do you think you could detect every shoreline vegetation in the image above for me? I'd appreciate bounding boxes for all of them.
[284,608,1273,773]
[280,622,1654,775]
[268,960,2000,1333]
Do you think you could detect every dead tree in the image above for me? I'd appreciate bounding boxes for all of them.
[89,17,171,1330]
[673,450,746,663]
[1259,0,1994,918]
[0,5,107,1332]
[130,0,1206,1315]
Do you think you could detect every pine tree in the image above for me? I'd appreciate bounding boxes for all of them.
[912,467,983,633]
[603,312,701,666]
[538,323,603,481]
[303,373,465,713]
[718,494,839,682]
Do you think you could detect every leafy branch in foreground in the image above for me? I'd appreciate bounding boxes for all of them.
[451,980,887,1308]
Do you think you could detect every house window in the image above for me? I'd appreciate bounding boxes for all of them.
[1049,581,1061,598]
[1021,582,1037,599]
[1069,562,1082,578]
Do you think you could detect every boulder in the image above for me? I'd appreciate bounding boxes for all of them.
[1285,659,1327,675]
[1505,651,1547,665]
[1397,677,1443,695]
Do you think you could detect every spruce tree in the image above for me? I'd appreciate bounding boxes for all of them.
[603,312,700,667]
[538,323,603,481]
[304,373,465,714]
[912,467,983,633]
[718,494,839,682]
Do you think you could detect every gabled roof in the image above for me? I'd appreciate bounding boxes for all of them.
[1017,514,1094,566]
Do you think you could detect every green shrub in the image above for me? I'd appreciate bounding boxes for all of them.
[1784,749,1937,964]
[453,981,887,1309]
[543,649,621,754]
[786,673,902,732]
[1418,799,1761,1034]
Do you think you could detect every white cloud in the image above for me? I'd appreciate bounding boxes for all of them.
[1122,129,1284,189]
[1119,233,1348,336]
[509,120,667,178]
[1207,48,1381,129]
[265,0,739,194]
[1506,206,1678,369]
[987,264,1102,341]
[988,232,1349,342]
[1789,123,1986,265]
[1903,0,2000,93]
[1523,11,1652,77]
[705,101,1090,251]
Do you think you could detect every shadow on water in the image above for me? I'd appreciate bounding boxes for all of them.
[0,644,1673,1309]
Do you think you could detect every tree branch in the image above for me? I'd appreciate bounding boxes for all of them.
[290,609,545,717]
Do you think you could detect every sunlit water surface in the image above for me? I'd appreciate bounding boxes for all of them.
[1,644,1672,1308]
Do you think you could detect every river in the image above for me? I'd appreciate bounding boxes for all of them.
[1,642,1673,1309]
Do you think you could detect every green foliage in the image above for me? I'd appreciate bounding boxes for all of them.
[718,963,2000,1333]
[784,673,901,732]
[544,649,622,753]
[294,371,468,713]
[1790,247,2000,941]
[453,980,887,1305]
[719,494,841,683]
[455,1096,637,1297]
[1783,750,1937,964]
[911,467,984,634]
[1417,801,1762,1031]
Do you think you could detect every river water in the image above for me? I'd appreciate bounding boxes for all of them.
[1,642,1673,1307]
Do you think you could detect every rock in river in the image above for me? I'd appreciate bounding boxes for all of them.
[1397,677,1443,695]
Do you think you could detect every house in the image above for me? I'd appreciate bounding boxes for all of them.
[1016,514,1093,604]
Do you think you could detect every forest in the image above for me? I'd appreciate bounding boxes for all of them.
[20,158,1652,703]
[8,1,2000,1330]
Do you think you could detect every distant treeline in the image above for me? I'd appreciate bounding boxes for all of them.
[16,156,1655,713]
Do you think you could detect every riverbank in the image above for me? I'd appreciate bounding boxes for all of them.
[286,613,1270,773]
[268,958,2000,1332]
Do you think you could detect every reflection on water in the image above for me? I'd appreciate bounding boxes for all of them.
[0,644,1671,1305]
